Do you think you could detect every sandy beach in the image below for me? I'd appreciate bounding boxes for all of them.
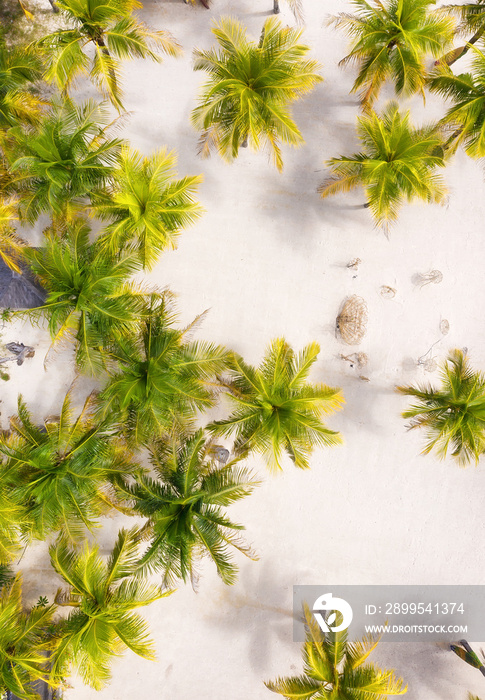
[5,0,485,697]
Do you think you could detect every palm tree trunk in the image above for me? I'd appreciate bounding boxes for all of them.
[273,0,280,13]
[47,0,59,11]
[241,135,248,148]
[446,28,485,66]
[443,127,463,152]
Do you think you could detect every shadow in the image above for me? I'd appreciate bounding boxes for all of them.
[205,559,297,673]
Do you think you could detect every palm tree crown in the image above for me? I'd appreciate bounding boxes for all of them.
[120,430,259,587]
[191,16,322,171]
[50,528,167,689]
[35,0,181,109]
[0,390,137,541]
[0,44,43,128]
[397,348,485,464]
[428,45,485,157]
[319,102,447,229]
[98,295,230,445]
[330,0,455,106]
[266,604,407,699]
[210,338,344,471]
[6,99,122,223]
[0,574,62,700]
[23,218,148,374]
[94,145,204,270]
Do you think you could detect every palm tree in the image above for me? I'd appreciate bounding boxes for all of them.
[93,145,204,270]
[397,349,485,465]
[266,603,407,699]
[22,218,149,375]
[438,0,485,65]
[0,574,62,700]
[0,390,138,542]
[0,481,25,565]
[209,338,344,471]
[119,430,259,587]
[428,45,485,157]
[319,102,447,230]
[0,44,43,128]
[35,0,181,109]
[329,0,455,107]
[272,0,303,22]
[97,294,230,445]
[5,99,122,224]
[0,198,25,272]
[49,528,167,690]
[191,16,322,171]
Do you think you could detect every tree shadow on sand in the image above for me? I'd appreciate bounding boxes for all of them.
[204,559,299,673]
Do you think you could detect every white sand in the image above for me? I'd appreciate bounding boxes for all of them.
[9,0,485,697]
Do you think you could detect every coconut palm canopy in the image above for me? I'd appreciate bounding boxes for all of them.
[210,338,344,471]
[97,294,230,445]
[5,99,122,224]
[35,0,181,109]
[191,16,322,171]
[319,102,447,228]
[50,528,167,689]
[0,44,43,128]
[22,218,149,375]
[329,0,455,106]
[397,349,485,464]
[0,574,62,700]
[119,430,259,587]
[93,145,204,270]
[266,603,407,699]
[438,0,485,65]
[0,390,138,541]
[428,45,485,157]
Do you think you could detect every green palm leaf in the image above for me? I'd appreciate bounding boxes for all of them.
[0,574,62,700]
[329,0,455,106]
[50,528,166,689]
[94,145,204,269]
[97,294,230,444]
[428,44,485,157]
[35,0,181,109]
[191,16,322,171]
[319,101,447,229]
[121,429,259,587]
[210,338,343,471]
[266,603,406,699]
[5,99,122,223]
[0,389,138,541]
[397,348,485,464]
[20,217,149,373]
[0,44,43,128]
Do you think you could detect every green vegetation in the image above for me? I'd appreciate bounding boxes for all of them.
[319,102,447,228]
[0,390,137,541]
[329,0,455,107]
[50,528,167,689]
[0,0,481,695]
[119,430,259,587]
[35,0,181,109]
[0,574,62,700]
[398,349,485,464]
[94,145,204,270]
[210,338,343,470]
[428,45,485,157]
[266,603,407,699]
[191,16,322,171]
